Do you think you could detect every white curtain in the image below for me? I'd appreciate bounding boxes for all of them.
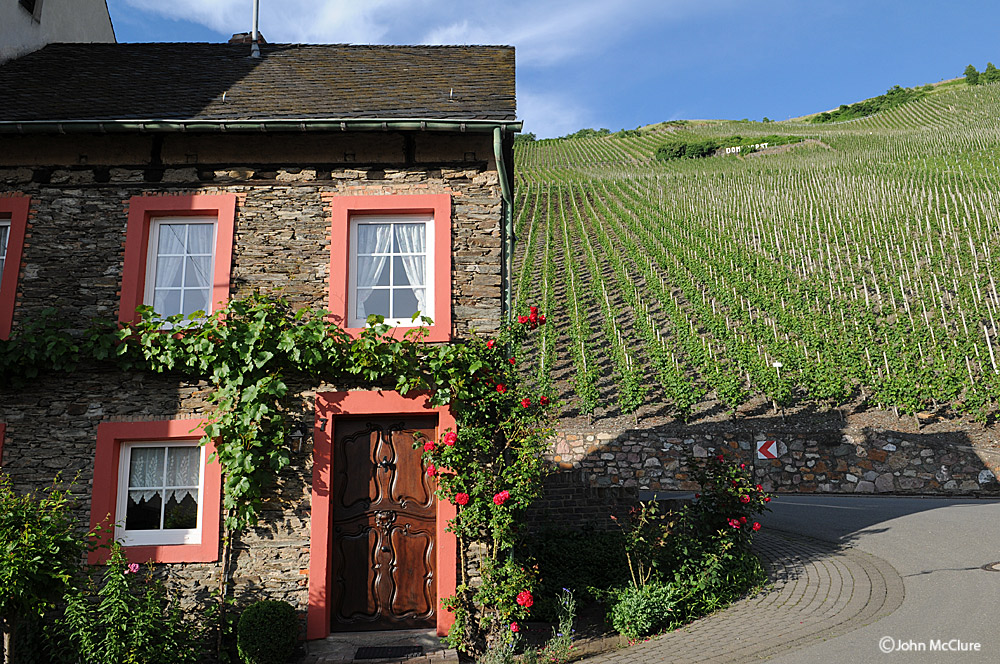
[394,223,427,314]
[356,223,392,320]
[128,447,164,503]
[0,224,9,283]
[165,446,201,503]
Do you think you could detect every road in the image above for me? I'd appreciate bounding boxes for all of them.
[763,494,1000,663]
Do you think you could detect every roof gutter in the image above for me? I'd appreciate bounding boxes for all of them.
[493,126,515,322]
[0,118,522,135]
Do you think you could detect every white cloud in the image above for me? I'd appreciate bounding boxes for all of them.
[517,89,590,139]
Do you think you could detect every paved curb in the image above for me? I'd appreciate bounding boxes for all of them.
[581,529,905,664]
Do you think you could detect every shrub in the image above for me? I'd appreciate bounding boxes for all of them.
[51,542,201,664]
[608,581,676,640]
[236,600,299,664]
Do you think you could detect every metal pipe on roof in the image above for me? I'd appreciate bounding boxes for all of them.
[251,0,261,59]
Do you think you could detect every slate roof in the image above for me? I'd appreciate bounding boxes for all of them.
[0,43,516,123]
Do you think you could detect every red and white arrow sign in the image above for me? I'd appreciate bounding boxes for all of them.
[756,440,778,460]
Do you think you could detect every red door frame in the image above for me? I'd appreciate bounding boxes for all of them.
[307,390,457,640]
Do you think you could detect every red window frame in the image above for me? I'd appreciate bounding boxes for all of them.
[89,420,222,564]
[118,194,237,324]
[0,196,30,340]
[328,194,452,342]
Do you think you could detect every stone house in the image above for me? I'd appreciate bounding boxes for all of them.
[0,41,519,641]
[1,0,116,64]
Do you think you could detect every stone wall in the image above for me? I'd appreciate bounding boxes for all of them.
[0,131,504,621]
[530,417,1000,528]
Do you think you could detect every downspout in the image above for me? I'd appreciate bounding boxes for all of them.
[494,126,515,321]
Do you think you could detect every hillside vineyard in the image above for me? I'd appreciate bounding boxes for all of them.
[513,82,1000,424]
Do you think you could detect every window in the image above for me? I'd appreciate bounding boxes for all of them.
[117,441,204,546]
[119,194,236,324]
[349,214,434,327]
[328,194,452,342]
[0,197,30,340]
[144,218,217,319]
[90,420,222,564]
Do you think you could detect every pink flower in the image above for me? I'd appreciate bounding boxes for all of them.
[423,441,435,452]
[740,495,750,504]
[521,398,531,408]
[496,383,507,394]
[487,339,496,349]
[740,463,746,469]
[510,622,520,633]
[752,522,761,532]
[443,432,458,447]
[493,490,510,506]
[728,518,741,529]
[454,493,470,506]
[126,562,140,575]
[426,464,436,476]
[516,590,534,608]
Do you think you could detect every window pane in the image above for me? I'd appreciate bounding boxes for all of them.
[393,256,425,287]
[184,256,212,288]
[357,288,389,320]
[183,289,211,315]
[154,256,184,288]
[357,255,390,287]
[357,224,391,254]
[393,223,425,254]
[166,446,200,487]
[393,287,421,319]
[164,491,199,530]
[126,491,162,530]
[0,223,9,259]
[153,289,182,317]
[129,447,165,488]
[187,224,214,254]
[156,224,187,255]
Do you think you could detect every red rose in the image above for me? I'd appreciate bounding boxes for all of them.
[764,496,771,502]
[740,463,746,469]
[516,590,534,608]
[510,622,519,633]
[521,398,531,408]
[539,314,546,325]
[716,455,725,462]
[454,493,470,506]
[530,306,538,316]
[443,432,458,446]
[728,518,741,529]
[493,490,510,506]
[539,395,550,406]
[740,495,750,504]
[752,522,761,531]
[496,383,507,394]
[423,441,435,452]
[518,315,529,324]
[426,464,436,476]
[755,484,763,491]
[739,516,747,524]
[509,357,516,365]
[487,339,496,349]
[695,493,701,499]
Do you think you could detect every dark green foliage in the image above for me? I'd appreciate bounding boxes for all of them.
[0,475,85,664]
[811,84,927,123]
[49,543,201,664]
[236,600,299,664]
[984,63,1000,84]
[614,128,642,138]
[560,127,611,140]
[514,132,537,144]
[655,134,805,161]
[964,64,981,86]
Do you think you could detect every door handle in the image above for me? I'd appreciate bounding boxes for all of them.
[380,546,390,553]
[378,456,391,473]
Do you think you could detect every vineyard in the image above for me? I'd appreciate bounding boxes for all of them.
[512,81,1000,426]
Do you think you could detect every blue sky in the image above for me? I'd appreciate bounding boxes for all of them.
[107,0,1000,137]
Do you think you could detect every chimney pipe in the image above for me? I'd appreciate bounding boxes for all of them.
[251,0,260,58]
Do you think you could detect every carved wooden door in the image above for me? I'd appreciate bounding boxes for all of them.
[331,416,437,631]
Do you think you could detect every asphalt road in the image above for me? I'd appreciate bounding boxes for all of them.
[762,494,1000,664]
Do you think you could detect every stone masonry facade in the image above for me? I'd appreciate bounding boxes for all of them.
[0,131,504,616]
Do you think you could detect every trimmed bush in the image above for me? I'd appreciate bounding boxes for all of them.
[608,582,676,640]
[237,600,299,664]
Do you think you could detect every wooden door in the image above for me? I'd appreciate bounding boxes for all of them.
[331,416,437,631]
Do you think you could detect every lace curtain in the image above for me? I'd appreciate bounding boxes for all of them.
[394,223,427,314]
[128,446,200,503]
[355,223,392,319]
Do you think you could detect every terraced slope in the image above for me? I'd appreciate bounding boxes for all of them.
[513,83,1000,425]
